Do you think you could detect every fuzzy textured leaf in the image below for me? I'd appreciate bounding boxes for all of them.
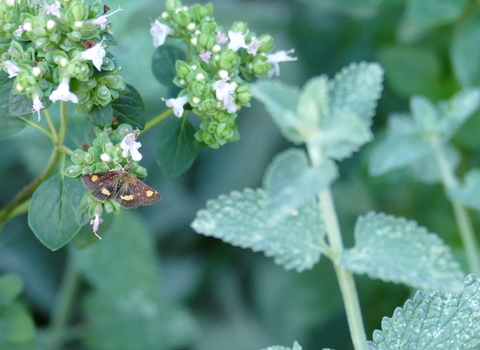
[408,144,460,184]
[263,148,338,224]
[369,274,480,350]
[405,0,467,27]
[448,168,480,211]
[341,212,464,292]
[262,341,302,350]
[156,116,198,179]
[111,84,146,130]
[191,188,324,272]
[28,175,81,250]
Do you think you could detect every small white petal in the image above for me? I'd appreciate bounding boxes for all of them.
[266,49,297,77]
[77,43,106,71]
[150,20,174,48]
[49,78,78,103]
[120,132,143,161]
[1,60,21,78]
[227,31,248,52]
[163,96,189,118]
[32,94,45,121]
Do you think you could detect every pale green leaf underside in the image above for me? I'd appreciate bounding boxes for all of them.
[408,144,459,184]
[341,212,464,292]
[369,274,480,350]
[263,148,338,225]
[262,341,302,350]
[405,0,467,28]
[191,189,323,272]
[448,168,480,211]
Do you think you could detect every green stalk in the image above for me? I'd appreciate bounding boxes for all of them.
[308,145,368,350]
[142,108,173,133]
[431,137,480,276]
[18,116,54,142]
[46,253,82,350]
[44,108,59,142]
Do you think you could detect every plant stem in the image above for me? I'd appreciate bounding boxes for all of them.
[18,116,54,142]
[308,145,368,350]
[142,108,173,134]
[46,253,82,350]
[44,108,59,142]
[431,138,480,276]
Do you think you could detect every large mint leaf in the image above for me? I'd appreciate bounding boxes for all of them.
[448,168,480,211]
[28,175,81,250]
[252,80,303,144]
[451,13,480,88]
[369,114,431,176]
[191,189,324,272]
[341,212,464,292]
[407,144,460,184]
[263,148,338,225]
[262,342,302,350]
[404,0,467,28]
[369,274,480,350]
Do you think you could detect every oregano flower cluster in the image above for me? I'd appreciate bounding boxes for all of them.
[0,0,125,120]
[152,0,297,149]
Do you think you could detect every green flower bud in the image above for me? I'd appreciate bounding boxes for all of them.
[67,1,88,22]
[190,3,213,22]
[67,30,82,42]
[79,193,91,213]
[84,150,94,164]
[102,74,124,90]
[198,19,216,35]
[173,9,191,27]
[200,97,217,115]
[82,166,93,175]
[236,84,252,104]
[231,21,248,34]
[94,84,112,105]
[8,40,23,58]
[103,200,115,214]
[217,49,240,70]
[257,34,274,54]
[176,60,192,79]
[131,165,148,178]
[195,129,219,149]
[252,56,271,77]
[116,123,133,136]
[71,149,87,165]
[166,0,182,11]
[64,164,82,177]
[188,79,209,96]
[196,32,215,51]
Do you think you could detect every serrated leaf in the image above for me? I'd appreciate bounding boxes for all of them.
[152,44,186,86]
[369,274,480,350]
[408,144,460,184]
[0,303,35,350]
[405,0,467,27]
[0,274,23,306]
[191,188,324,272]
[252,80,303,144]
[88,103,112,127]
[28,174,81,251]
[262,341,302,350]
[156,116,198,179]
[111,83,146,130]
[263,148,338,224]
[0,117,25,137]
[451,13,480,88]
[448,168,480,211]
[341,212,464,292]
[369,114,431,176]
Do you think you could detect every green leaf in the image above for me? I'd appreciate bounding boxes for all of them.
[191,188,324,272]
[370,274,480,350]
[0,304,35,350]
[405,0,467,27]
[73,213,194,350]
[9,92,32,118]
[0,72,14,118]
[0,274,23,306]
[448,168,480,211]
[28,174,81,250]
[156,116,198,179]
[378,45,445,99]
[262,341,302,350]
[451,13,480,88]
[407,144,459,184]
[152,44,186,86]
[341,212,464,292]
[410,95,438,133]
[111,83,146,130]
[0,117,26,137]
[369,114,431,176]
[88,103,112,127]
[69,178,90,227]
[263,148,338,224]
[252,80,303,144]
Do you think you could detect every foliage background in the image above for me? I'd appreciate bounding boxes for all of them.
[1,0,478,349]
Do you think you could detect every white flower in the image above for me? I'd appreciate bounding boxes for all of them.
[266,49,297,77]
[212,77,237,113]
[150,19,174,48]
[247,39,262,56]
[216,31,228,45]
[227,31,248,52]
[1,60,21,78]
[120,132,142,161]
[43,0,61,18]
[49,78,79,103]
[162,96,189,118]
[90,215,103,239]
[77,42,106,71]
[32,94,45,121]
[92,7,123,30]
[16,25,25,36]
[6,0,15,6]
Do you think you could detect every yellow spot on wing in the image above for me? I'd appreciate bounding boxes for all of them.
[121,195,134,201]
[146,190,154,197]
[91,175,98,182]
[101,188,111,195]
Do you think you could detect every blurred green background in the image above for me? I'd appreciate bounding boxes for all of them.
[2,0,480,349]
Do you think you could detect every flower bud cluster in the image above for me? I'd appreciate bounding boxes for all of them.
[153,0,296,148]
[0,0,126,118]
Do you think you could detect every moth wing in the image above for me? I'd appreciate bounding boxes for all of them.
[81,172,120,201]
[115,176,162,208]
